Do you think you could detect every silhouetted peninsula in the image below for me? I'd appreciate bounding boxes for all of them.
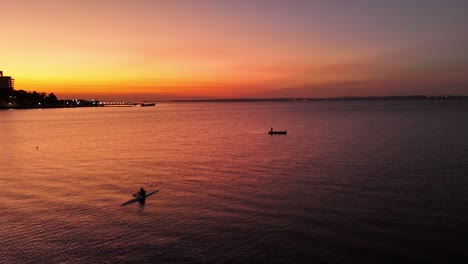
[0,70,102,109]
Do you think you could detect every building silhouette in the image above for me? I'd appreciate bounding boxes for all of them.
[0,71,14,99]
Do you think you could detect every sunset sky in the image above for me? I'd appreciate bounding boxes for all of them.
[1,0,468,100]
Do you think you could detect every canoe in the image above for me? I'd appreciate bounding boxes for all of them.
[268,131,287,135]
[120,190,159,206]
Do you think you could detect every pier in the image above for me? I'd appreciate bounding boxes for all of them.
[100,101,156,107]
[100,101,138,106]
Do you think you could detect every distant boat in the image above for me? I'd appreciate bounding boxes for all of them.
[268,128,287,135]
[141,103,155,107]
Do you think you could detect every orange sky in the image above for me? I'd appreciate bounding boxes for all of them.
[1,1,468,100]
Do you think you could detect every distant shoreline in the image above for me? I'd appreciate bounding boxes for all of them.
[2,95,467,110]
[170,95,468,103]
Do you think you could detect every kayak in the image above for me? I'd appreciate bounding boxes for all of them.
[120,190,159,206]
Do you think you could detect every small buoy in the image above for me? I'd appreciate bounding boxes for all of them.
[36,146,38,149]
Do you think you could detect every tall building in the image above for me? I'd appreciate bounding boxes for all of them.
[0,71,14,99]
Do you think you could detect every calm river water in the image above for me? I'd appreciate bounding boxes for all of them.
[1,100,468,263]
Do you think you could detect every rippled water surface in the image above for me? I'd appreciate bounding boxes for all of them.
[1,100,468,263]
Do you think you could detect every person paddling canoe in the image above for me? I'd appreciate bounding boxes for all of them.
[135,187,146,198]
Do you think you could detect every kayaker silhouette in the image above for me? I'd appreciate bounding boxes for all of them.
[135,187,146,197]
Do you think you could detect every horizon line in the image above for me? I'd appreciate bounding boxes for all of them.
[167,95,468,102]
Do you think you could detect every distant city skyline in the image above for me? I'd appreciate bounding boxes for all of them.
[1,0,468,100]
